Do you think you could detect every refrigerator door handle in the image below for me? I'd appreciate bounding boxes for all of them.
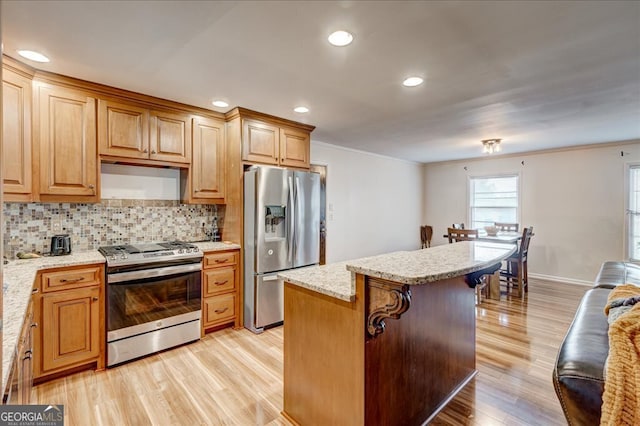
[262,275,278,282]
[288,175,295,264]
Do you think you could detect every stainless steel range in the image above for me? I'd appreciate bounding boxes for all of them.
[99,241,203,367]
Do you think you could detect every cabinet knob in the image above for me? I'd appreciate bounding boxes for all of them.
[143,149,148,153]
[92,297,99,302]
[31,322,38,328]
[32,288,39,294]
[194,188,200,192]
[151,150,156,154]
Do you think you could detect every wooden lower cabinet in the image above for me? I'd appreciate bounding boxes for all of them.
[33,264,105,381]
[202,249,240,333]
[3,300,35,404]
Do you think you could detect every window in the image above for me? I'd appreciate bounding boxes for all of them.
[469,175,519,229]
[628,165,640,261]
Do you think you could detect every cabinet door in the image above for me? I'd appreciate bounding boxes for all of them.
[150,110,191,163]
[41,287,100,373]
[280,126,310,169]
[98,99,149,159]
[2,68,32,199]
[191,116,225,200]
[38,84,97,199]
[242,119,279,165]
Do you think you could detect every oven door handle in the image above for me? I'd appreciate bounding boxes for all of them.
[108,263,202,284]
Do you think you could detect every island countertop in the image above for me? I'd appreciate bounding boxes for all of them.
[279,241,516,300]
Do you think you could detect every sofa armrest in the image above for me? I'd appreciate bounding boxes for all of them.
[553,288,610,426]
[595,261,640,289]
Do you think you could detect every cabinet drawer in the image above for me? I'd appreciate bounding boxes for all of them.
[204,251,238,269]
[204,268,236,296]
[41,266,102,292]
[204,294,235,325]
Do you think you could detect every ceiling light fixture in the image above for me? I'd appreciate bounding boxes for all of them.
[402,76,424,87]
[482,138,502,154]
[212,100,229,108]
[294,106,309,113]
[328,30,353,47]
[17,50,50,63]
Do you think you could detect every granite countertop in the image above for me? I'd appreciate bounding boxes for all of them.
[280,241,517,301]
[278,261,355,302]
[193,241,241,252]
[346,241,517,285]
[1,240,240,392]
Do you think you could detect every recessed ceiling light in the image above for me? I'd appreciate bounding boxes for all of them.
[402,76,424,87]
[212,100,229,108]
[294,106,309,113]
[17,50,50,63]
[328,30,353,47]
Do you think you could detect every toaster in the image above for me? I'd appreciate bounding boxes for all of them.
[50,234,72,256]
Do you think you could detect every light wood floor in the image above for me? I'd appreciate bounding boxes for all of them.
[34,278,587,425]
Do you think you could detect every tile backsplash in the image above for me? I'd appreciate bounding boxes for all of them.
[3,200,225,259]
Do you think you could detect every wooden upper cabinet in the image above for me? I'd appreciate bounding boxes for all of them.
[239,114,312,169]
[242,119,280,165]
[280,126,310,169]
[2,67,32,200]
[189,116,225,201]
[149,110,191,164]
[37,83,98,201]
[98,99,191,165]
[98,99,149,159]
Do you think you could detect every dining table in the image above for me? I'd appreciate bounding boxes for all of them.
[442,230,522,244]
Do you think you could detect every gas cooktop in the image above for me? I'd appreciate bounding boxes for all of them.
[98,241,202,266]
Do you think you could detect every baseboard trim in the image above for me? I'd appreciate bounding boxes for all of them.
[529,272,592,286]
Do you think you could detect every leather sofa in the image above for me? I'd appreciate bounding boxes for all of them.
[553,261,640,425]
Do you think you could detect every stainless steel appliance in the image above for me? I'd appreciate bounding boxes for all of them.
[98,241,202,366]
[50,234,71,255]
[244,165,320,333]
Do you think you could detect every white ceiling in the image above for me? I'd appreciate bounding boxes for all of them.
[2,1,639,163]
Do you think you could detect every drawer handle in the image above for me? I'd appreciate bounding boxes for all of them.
[214,259,229,264]
[214,307,228,314]
[60,277,85,283]
[214,280,229,286]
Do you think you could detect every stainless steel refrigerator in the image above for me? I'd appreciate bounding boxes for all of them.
[244,165,320,333]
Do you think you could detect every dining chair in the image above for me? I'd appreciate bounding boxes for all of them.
[420,225,433,248]
[495,222,519,232]
[451,223,465,229]
[500,226,534,297]
[447,228,478,243]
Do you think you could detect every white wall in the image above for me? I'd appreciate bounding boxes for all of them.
[424,141,640,284]
[101,164,180,200]
[311,141,424,263]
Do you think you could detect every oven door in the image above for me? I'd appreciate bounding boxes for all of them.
[107,263,201,342]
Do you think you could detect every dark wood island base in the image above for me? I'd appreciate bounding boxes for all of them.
[283,270,489,425]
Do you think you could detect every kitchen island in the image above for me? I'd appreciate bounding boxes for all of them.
[279,241,516,426]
